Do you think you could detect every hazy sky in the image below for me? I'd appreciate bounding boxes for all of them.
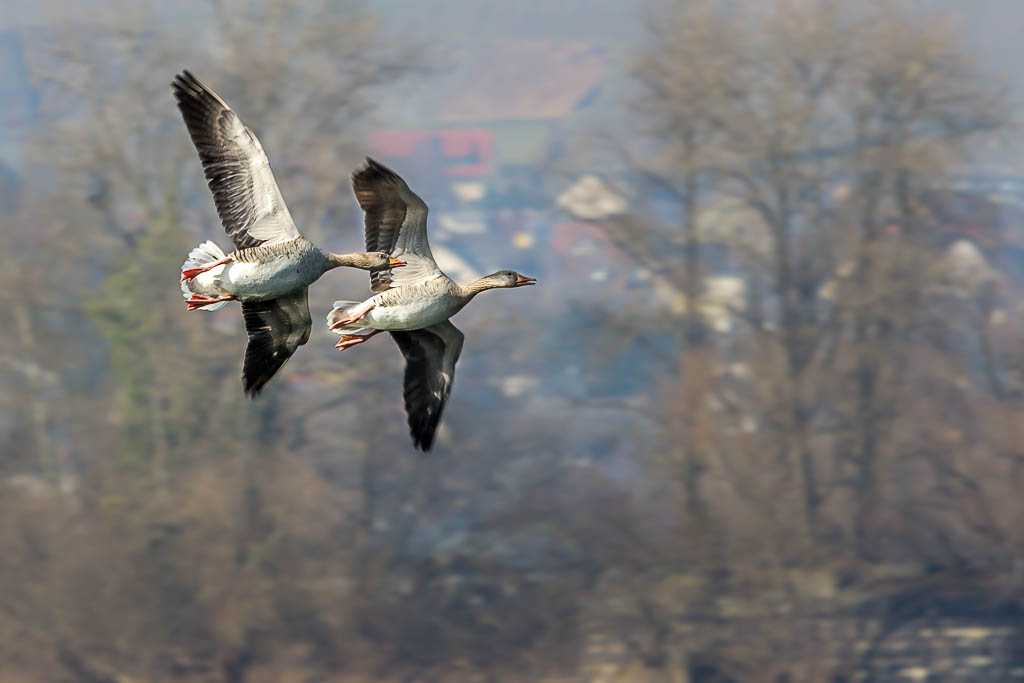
[373,0,642,42]
[6,0,1022,130]
[7,0,1020,74]
[928,0,1024,90]
[1,0,638,38]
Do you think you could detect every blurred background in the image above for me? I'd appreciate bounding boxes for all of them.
[3,0,1024,681]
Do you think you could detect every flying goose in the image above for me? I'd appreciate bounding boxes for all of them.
[172,71,404,396]
[326,159,536,451]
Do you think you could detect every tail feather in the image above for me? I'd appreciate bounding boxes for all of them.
[188,297,230,312]
[327,301,362,333]
[181,240,229,310]
[183,240,226,271]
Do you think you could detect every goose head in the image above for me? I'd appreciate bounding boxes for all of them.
[370,252,407,271]
[470,270,537,292]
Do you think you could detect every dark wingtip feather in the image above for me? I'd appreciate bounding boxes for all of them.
[412,429,436,452]
[408,402,443,451]
[241,341,279,399]
[242,379,264,399]
[170,70,223,113]
[353,157,403,187]
[171,70,197,98]
[352,157,371,182]
[409,421,435,452]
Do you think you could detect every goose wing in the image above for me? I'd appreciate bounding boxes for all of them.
[240,289,312,396]
[172,70,300,250]
[389,320,464,452]
[352,158,440,291]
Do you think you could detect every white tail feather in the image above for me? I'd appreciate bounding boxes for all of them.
[183,240,226,271]
[196,300,230,312]
[327,301,362,333]
[181,240,229,310]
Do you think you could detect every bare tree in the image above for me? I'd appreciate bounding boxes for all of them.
[0,2,429,680]
[602,0,1004,541]
[573,1,1010,677]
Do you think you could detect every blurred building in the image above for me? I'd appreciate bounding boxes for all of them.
[366,39,614,291]
[369,40,608,197]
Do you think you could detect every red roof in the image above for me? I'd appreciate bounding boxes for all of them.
[367,128,493,178]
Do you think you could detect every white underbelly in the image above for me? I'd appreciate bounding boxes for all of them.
[219,260,309,300]
[360,298,454,331]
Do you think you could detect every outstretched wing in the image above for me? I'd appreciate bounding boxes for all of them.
[352,158,439,291]
[172,70,300,250]
[389,321,464,452]
[240,289,312,397]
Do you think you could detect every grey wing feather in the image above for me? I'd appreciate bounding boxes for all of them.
[388,321,464,452]
[172,70,301,250]
[352,158,438,291]
[240,288,312,396]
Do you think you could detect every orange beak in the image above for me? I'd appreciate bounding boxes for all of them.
[515,274,537,286]
[388,257,407,268]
